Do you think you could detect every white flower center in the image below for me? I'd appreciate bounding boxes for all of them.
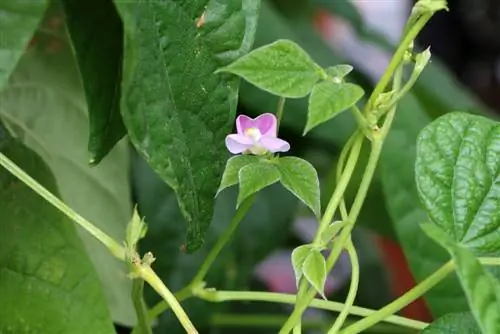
[245,127,262,142]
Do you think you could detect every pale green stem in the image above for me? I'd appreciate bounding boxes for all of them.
[314,132,364,244]
[148,196,255,319]
[0,152,125,260]
[196,289,427,330]
[191,196,255,285]
[211,314,326,330]
[131,279,152,334]
[148,286,193,320]
[283,134,364,334]
[340,261,453,334]
[276,96,286,128]
[328,238,359,333]
[137,265,198,333]
[341,256,500,334]
[364,13,432,113]
[293,324,302,334]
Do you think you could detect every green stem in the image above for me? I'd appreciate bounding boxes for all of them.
[0,152,125,260]
[148,196,255,319]
[314,132,364,243]
[276,96,286,128]
[283,134,364,334]
[335,133,358,220]
[137,264,198,333]
[196,289,427,330]
[191,196,255,285]
[340,261,454,334]
[148,286,193,320]
[131,279,152,334]
[364,13,432,113]
[328,238,359,333]
[293,324,302,334]
[211,314,326,330]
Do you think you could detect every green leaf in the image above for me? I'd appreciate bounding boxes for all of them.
[237,161,280,207]
[422,223,500,334]
[380,95,467,316]
[320,221,344,244]
[219,39,324,98]
[239,2,358,146]
[0,50,136,325]
[291,244,313,286]
[132,151,297,332]
[325,64,353,79]
[0,139,114,333]
[415,112,500,253]
[422,312,480,333]
[277,156,321,218]
[114,0,261,252]
[61,0,126,164]
[218,155,262,195]
[0,1,48,90]
[305,81,364,134]
[302,249,327,298]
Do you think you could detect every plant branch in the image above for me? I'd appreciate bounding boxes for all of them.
[131,279,152,334]
[148,196,255,320]
[328,238,359,333]
[196,289,427,331]
[136,262,198,333]
[0,152,125,260]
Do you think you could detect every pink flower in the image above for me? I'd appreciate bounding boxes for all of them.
[225,113,290,155]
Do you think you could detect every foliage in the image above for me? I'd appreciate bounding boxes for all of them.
[1,0,500,334]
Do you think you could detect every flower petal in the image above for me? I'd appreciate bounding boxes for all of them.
[235,115,254,135]
[225,134,253,154]
[254,113,277,137]
[259,136,290,153]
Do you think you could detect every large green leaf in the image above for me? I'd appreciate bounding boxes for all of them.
[0,50,135,325]
[114,0,261,252]
[415,112,500,253]
[423,224,500,334]
[0,1,48,89]
[131,151,297,332]
[380,95,467,316]
[0,138,114,333]
[61,0,125,164]
[422,312,480,333]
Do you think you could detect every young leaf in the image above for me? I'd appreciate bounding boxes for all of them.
[237,161,281,207]
[320,221,345,244]
[61,0,126,164]
[277,157,321,218]
[291,244,313,286]
[305,81,364,134]
[218,155,262,195]
[0,51,136,325]
[326,64,354,80]
[218,39,324,98]
[0,1,48,89]
[422,223,500,334]
[114,1,261,251]
[422,312,480,333]
[302,249,327,298]
[0,140,114,334]
[415,112,500,253]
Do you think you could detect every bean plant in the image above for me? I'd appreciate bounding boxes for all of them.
[1,0,499,333]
